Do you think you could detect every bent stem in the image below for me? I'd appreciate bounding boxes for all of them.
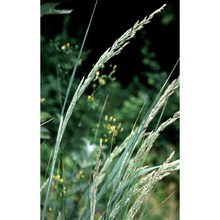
[41,4,167,220]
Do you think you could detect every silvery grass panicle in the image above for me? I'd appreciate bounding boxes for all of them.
[41,3,179,220]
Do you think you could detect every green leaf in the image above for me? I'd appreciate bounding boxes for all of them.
[41,2,73,17]
[40,112,52,123]
[40,126,50,139]
[109,165,160,205]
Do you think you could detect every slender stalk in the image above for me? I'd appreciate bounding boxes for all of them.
[93,94,109,144]
[61,0,99,116]
[90,139,103,220]
[41,4,168,219]
[41,2,99,218]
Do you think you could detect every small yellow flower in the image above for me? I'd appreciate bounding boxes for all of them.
[66,42,70,47]
[49,207,52,212]
[96,71,100,76]
[99,78,106,85]
[110,125,116,131]
[60,178,64,183]
[113,65,117,69]
[92,83,97,88]
[40,98,45,103]
[87,95,94,101]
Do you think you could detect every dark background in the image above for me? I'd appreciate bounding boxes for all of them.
[41,0,179,85]
[41,1,180,218]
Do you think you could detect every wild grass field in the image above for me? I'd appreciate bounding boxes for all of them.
[41,2,179,219]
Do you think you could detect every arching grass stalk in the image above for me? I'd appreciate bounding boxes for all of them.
[88,80,179,219]
[41,0,99,218]
[41,4,167,220]
[61,0,100,116]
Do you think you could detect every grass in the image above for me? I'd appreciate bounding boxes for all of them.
[41,3,179,220]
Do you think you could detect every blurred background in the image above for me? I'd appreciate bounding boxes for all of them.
[41,0,179,219]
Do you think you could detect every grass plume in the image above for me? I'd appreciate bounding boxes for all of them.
[41,4,180,220]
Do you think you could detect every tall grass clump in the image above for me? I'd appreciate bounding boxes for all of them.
[41,3,179,220]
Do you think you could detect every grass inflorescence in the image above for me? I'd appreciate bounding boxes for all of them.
[41,3,179,220]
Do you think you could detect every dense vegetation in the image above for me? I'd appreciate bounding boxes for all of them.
[41,1,179,219]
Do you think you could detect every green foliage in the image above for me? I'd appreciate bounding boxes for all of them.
[41,4,179,220]
[160,4,177,26]
[41,2,73,17]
